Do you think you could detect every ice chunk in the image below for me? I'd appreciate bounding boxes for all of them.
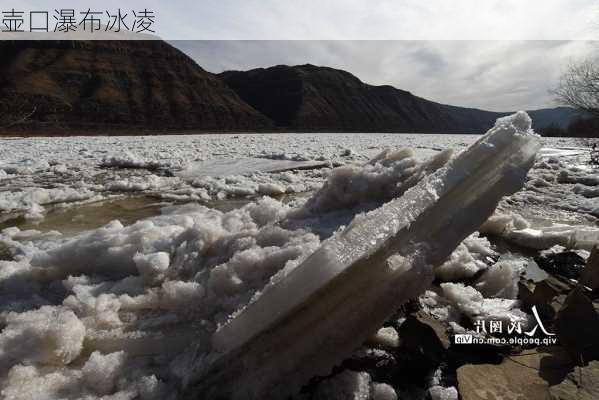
[429,386,458,400]
[185,112,540,399]
[371,382,398,400]
[313,370,371,400]
[0,186,95,215]
[1,364,83,400]
[0,306,85,367]
[134,251,170,285]
[419,289,462,324]
[367,327,400,349]
[435,233,496,281]
[496,110,532,131]
[0,194,327,394]
[101,150,164,170]
[441,283,528,327]
[441,283,485,316]
[303,148,452,213]
[29,211,200,278]
[481,214,599,251]
[177,157,329,179]
[106,174,176,192]
[161,280,205,310]
[82,350,127,395]
[474,260,519,299]
[136,375,168,400]
[257,182,286,196]
[479,212,530,235]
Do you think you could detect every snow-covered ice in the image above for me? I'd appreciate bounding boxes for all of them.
[185,112,539,399]
[0,115,598,399]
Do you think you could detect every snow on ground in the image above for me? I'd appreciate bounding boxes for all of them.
[0,128,599,399]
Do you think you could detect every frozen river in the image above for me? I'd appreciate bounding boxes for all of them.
[0,132,592,232]
[1,125,599,400]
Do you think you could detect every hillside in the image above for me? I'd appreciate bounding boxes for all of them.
[0,41,272,134]
[219,64,578,133]
[0,41,579,135]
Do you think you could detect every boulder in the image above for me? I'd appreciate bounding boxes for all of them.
[549,361,599,400]
[554,287,599,362]
[457,349,570,400]
[313,370,371,400]
[535,252,586,280]
[580,245,599,291]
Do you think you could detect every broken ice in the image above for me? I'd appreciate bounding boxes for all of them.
[0,112,557,400]
[186,112,541,399]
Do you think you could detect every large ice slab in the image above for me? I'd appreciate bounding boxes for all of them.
[480,212,599,251]
[184,112,541,399]
[176,157,329,179]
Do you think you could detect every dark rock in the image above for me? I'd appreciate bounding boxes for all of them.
[549,361,599,400]
[344,348,398,383]
[411,311,450,350]
[0,40,272,134]
[554,287,599,362]
[533,281,563,304]
[393,312,449,380]
[519,279,558,304]
[457,350,561,400]
[534,252,586,280]
[519,280,559,320]
[398,313,448,357]
[580,245,599,291]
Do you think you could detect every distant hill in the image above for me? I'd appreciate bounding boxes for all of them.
[0,41,271,134]
[0,41,581,135]
[526,107,583,130]
[219,64,579,134]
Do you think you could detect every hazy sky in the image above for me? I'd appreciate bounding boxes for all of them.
[12,1,599,111]
[173,40,595,112]
[15,0,599,40]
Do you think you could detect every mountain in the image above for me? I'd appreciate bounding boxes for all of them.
[0,41,271,134]
[219,64,579,133]
[526,107,583,130]
[0,42,580,135]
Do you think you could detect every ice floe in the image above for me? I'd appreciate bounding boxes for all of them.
[1,114,598,399]
[186,112,539,399]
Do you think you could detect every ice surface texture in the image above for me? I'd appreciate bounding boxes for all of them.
[185,112,540,399]
[0,198,317,399]
[0,113,543,399]
[301,148,452,213]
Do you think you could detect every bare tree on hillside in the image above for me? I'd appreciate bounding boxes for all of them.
[554,59,599,117]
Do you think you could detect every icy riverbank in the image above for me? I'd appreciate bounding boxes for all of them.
[1,118,599,399]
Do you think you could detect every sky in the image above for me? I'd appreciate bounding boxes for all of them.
[11,0,599,40]
[8,0,599,111]
[173,40,595,112]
